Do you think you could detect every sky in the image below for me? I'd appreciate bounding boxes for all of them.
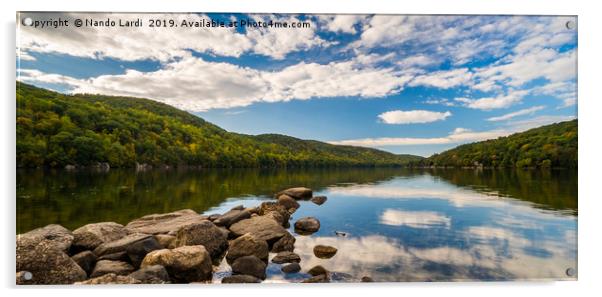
[17,13,577,156]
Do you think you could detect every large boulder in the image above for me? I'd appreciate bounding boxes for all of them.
[128,265,170,284]
[174,220,228,262]
[258,202,290,225]
[294,217,321,235]
[125,209,207,234]
[16,227,86,284]
[226,233,269,264]
[277,194,300,211]
[71,251,97,276]
[72,222,128,251]
[213,209,251,228]
[141,245,212,283]
[125,236,162,268]
[271,232,296,253]
[271,251,301,264]
[276,187,313,200]
[229,216,288,245]
[231,255,267,280]
[76,273,141,285]
[221,274,262,283]
[313,245,338,259]
[90,260,135,278]
[93,233,152,257]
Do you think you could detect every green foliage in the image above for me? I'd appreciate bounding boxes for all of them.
[16,82,422,168]
[411,120,577,168]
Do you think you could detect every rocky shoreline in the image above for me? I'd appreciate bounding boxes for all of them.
[17,187,367,285]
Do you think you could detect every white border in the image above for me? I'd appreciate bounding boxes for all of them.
[2,1,601,297]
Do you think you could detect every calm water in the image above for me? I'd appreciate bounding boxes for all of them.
[16,168,577,282]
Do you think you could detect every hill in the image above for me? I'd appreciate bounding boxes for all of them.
[411,120,577,168]
[16,82,422,168]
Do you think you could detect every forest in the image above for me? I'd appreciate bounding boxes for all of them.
[410,119,577,168]
[16,82,423,168]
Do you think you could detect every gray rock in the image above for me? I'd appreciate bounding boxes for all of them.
[90,260,135,278]
[17,224,73,253]
[271,232,296,253]
[229,216,288,244]
[174,220,228,262]
[226,233,269,264]
[213,209,251,227]
[98,251,129,262]
[281,263,301,274]
[221,274,262,283]
[154,234,176,249]
[294,217,321,235]
[141,245,213,283]
[93,233,152,256]
[310,196,327,205]
[313,245,337,259]
[276,187,313,200]
[71,251,97,276]
[72,222,128,251]
[76,273,141,284]
[128,265,170,284]
[231,255,267,280]
[277,194,300,211]
[271,251,301,264]
[125,236,162,268]
[125,209,207,234]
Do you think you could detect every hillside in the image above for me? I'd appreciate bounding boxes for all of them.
[16,82,422,168]
[412,120,577,168]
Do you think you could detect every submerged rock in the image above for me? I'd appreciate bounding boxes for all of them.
[174,220,228,262]
[276,187,313,200]
[271,251,301,264]
[231,255,267,280]
[281,262,301,274]
[72,222,128,251]
[128,265,170,284]
[141,245,212,283]
[310,196,327,205]
[301,274,329,283]
[294,217,321,235]
[125,209,207,234]
[313,245,337,259]
[221,274,262,283]
[76,273,141,285]
[90,260,135,278]
[226,233,269,264]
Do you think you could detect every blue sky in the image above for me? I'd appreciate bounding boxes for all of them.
[17,13,577,156]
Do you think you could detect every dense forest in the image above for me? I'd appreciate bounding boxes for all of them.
[411,120,577,168]
[16,82,423,168]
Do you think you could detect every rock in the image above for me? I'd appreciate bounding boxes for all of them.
[277,194,300,211]
[263,211,286,226]
[231,255,267,280]
[229,216,288,244]
[98,251,129,262]
[213,209,251,228]
[258,201,290,225]
[231,205,245,211]
[226,233,269,264]
[301,274,329,283]
[71,251,97,276]
[93,233,152,256]
[90,260,135,278]
[16,229,86,284]
[271,251,301,264]
[221,274,262,283]
[76,273,141,284]
[294,217,321,235]
[17,224,73,253]
[308,265,328,276]
[128,265,170,284]
[72,222,128,251]
[125,209,207,234]
[141,245,212,283]
[174,221,228,262]
[271,232,296,252]
[207,213,221,221]
[276,187,313,200]
[125,236,162,268]
[313,245,338,259]
[245,206,259,214]
[361,276,374,282]
[281,263,301,274]
[310,196,327,205]
[154,234,176,249]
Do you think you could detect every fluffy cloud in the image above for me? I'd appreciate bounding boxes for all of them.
[318,15,368,34]
[487,105,545,122]
[409,68,473,89]
[378,110,451,124]
[455,90,529,110]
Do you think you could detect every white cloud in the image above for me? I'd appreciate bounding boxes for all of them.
[378,110,451,124]
[455,90,529,110]
[409,68,473,89]
[487,105,545,122]
[318,15,368,34]
[380,209,451,228]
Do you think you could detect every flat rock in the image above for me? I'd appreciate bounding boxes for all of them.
[93,233,152,256]
[221,274,262,283]
[229,216,287,244]
[17,224,73,253]
[213,209,251,227]
[276,187,313,200]
[72,222,128,251]
[294,217,321,235]
[76,273,141,285]
[174,220,228,262]
[71,251,97,276]
[226,233,269,264]
[313,245,338,259]
[125,209,207,234]
[128,265,170,284]
[271,232,296,253]
[141,245,212,283]
[231,255,267,280]
[271,251,301,264]
[90,260,135,278]
[98,251,129,262]
[281,262,301,274]
[310,196,327,205]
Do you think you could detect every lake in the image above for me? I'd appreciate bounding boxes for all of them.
[16,168,577,282]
